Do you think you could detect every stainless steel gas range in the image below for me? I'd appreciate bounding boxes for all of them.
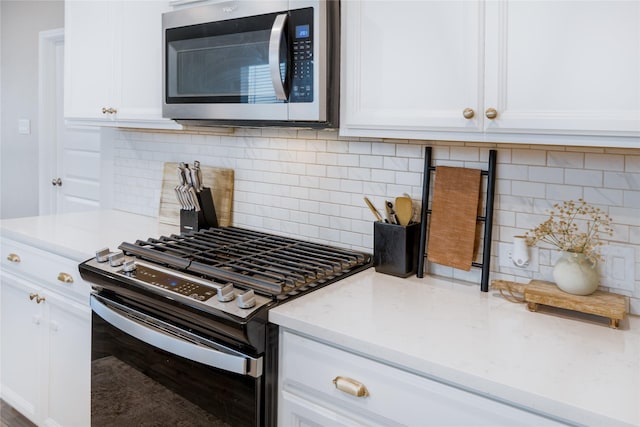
[79,226,371,427]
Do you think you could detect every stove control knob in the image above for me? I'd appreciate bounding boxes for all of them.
[95,247,111,263]
[108,251,125,267]
[237,290,256,309]
[217,283,235,302]
[122,260,136,273]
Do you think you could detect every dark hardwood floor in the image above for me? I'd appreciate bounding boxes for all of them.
[0,400,36,427]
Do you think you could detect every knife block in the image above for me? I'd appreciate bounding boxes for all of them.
[373,221,421,277]
[179,188,219,233]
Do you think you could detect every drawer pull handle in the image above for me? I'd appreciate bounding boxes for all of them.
[57,272,74,283]
[332,376,369,398]
[7,253,21,263]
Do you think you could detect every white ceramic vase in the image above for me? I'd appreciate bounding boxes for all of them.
[552,251,599,296]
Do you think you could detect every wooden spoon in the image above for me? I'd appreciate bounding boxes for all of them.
[395,196,413,226]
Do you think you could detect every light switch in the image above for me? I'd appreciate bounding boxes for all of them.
[18,119,31,135]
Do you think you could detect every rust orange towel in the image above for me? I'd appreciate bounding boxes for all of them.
[427,166,481,271]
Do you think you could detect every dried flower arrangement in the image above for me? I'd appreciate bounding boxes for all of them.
[525,199,613,263]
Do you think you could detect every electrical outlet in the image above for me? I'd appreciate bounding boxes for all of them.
[498,242,539,271]
[599,244,635,293]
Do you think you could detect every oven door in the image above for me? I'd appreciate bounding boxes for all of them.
[162,1,326,123]
[90,293,263,427]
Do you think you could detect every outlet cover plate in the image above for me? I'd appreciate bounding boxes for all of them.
[599,245,635,293]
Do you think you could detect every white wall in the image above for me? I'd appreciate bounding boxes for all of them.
[106,128,640,315]
[0,1,64,219]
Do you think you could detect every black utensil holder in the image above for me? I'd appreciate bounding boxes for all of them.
[180,187,219,233]
[373,221,421,277]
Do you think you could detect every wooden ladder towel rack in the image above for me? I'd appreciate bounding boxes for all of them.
[416,147,497,292]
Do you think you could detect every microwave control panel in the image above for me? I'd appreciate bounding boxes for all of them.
[290,8,314,103]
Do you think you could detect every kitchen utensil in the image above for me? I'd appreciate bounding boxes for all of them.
[384,201,398,225]
[363,197,383,222]
[193,160,203,191]
[188,187,201,211]
[395,196,413,226]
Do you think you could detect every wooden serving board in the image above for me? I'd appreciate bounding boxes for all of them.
[159,162,234,228]
[491,279,629,329]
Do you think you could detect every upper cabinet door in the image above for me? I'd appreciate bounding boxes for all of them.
[64,0,116,121]
[341,0,483,134]
[64,0,180,129]
[483,0,640,136]
[117,0,170,122]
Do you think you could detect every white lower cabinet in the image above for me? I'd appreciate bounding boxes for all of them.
[278,330,569,427]
[0,238,91,427]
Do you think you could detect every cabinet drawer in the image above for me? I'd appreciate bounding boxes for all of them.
[280,331,567,426]
[1,238,90,304]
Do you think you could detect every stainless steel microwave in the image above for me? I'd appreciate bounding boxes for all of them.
[162,0,340,128]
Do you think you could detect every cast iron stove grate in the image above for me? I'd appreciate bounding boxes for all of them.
[119,227,372,299]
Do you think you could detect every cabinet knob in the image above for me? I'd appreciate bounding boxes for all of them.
[7,253,21,263]
[332,376,369,398]
[57,272,74,284]
[485,108,498,120]
[29,293,46,304]
[102,107,118,115]
[51,177,62,186]
[462,108,475,119]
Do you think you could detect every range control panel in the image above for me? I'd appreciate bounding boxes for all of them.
[131,265,217,302]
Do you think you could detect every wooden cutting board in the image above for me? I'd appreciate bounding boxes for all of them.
[158,162,234,227]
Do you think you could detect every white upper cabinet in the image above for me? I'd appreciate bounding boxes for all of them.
[340,0,640,147]
[64,0,181,129]
[483,1,640,137]
[341,1,483,133]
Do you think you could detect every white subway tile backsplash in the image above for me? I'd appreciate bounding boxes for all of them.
[512,181,546,198]
[583,187,623,206]
[624,191,640,208]
[626,155,640,172]
[529,166,564,184]
[109,129,640,312]
[383,156,409,171]
[564,168,603,187]
[545,183,583,201]
[604,172,640,189]
[371,142,396,156]
[585,153,625,171]
[450,146,479,161]
[547,151,584,168]
[512,149,547,166]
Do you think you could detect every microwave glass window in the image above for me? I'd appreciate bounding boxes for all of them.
[167,30,286,104]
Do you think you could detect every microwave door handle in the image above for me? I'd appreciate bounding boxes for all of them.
[269,13,288,100]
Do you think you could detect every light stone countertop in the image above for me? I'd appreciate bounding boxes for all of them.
[0,209,178,261]
[269,268,640,427]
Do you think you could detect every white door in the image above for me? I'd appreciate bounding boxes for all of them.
[39,29,101,215]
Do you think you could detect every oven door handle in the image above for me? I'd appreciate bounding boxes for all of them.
[269,13,288,101]
[90,294,263,378]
